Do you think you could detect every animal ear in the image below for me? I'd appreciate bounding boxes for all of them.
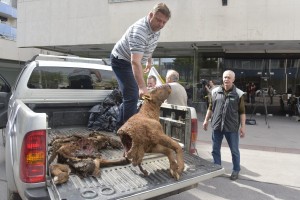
[142,94,152,101]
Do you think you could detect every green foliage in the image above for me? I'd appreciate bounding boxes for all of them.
[173,57,194,82]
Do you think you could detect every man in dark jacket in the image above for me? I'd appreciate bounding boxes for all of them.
[203,70,246,181]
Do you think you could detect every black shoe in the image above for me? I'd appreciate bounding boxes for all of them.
[230,171,239,181]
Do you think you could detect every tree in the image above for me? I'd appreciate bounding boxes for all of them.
[173,57,194,82]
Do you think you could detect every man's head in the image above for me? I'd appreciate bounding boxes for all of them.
[147,75,157,89]
[148,3,171,32]
[166,70,179,83]
[223,70,235,90]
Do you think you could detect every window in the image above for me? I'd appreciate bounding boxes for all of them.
[27,66,118,90]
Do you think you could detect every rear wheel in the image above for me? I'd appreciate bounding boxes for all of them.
[7,190,22,200]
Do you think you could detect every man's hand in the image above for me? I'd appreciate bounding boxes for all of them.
[139,86,149,98]
[202,110,212,131]
[202,120,209,131]
[144,64,151,73]
[144,57,152,73]
[240,126,245,138]
[239,114,246,138]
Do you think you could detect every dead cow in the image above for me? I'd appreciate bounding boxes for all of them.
[118,84,184,180]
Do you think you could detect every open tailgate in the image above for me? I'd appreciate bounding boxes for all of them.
[48,149,224,199]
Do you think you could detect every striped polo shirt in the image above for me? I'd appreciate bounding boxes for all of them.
[111,16,160,64]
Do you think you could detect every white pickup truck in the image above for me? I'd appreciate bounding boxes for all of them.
[0,54,224,200]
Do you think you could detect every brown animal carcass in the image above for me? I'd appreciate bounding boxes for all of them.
[49,132,128,184]
[118,84,184,180]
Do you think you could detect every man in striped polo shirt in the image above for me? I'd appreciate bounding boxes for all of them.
[110,3,171,130]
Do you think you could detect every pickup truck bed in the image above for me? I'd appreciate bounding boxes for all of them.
[47,127,224,200]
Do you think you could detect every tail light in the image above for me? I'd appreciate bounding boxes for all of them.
[20,130,46,183]
[190,118,198,154]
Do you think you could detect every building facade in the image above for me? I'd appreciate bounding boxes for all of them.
[0,0,61,85]
[14,0,300,114]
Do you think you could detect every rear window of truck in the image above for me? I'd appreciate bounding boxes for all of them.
[27,66,118,90]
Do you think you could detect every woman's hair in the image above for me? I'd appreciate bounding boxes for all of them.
[152,3,171,19]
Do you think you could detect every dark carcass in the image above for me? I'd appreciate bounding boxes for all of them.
[48,132,128,184]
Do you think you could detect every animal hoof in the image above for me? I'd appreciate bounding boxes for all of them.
[53,176,58,184]
[170,169,180,181]
[143,170,149,176]
[138,164,148,176]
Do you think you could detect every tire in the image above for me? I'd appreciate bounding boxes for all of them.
[7,190,22,200]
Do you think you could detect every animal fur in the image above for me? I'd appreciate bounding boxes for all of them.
[50,164,71,185]
[49,132,129,184]
[117,84,184,180]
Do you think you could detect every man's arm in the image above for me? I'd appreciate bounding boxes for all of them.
[131,53,148,97]
[239,95,246,138]
[203,109,212,131]
[144,57,152,73]
[239,113,246,138]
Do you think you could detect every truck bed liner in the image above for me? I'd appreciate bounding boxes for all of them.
[48,127,224,200]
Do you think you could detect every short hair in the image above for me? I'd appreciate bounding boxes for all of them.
[223,70,235,79]
[148,75,157,81]
[166,70,179,82]
[152,3,171,19]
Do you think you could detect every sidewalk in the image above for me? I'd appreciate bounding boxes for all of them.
[197,114,300,152]
[163,114,300,200]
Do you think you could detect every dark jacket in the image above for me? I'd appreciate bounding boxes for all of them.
[211,85,243,133]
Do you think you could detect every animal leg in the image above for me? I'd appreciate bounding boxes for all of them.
[100,157,130,167]
[92,158,101,176]
[127,144,148,175]
[138,164,148,176]
[127,144,145,166]
[157,134,184,179]
[48,151,58,164]
[50,164,71,184]
[150,144,180,180]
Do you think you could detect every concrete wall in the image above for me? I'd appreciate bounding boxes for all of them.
[17,0,300,47]
[0,38,64,85]
[0,38,43,61]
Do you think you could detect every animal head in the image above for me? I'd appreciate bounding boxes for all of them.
[142,84,171,105]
